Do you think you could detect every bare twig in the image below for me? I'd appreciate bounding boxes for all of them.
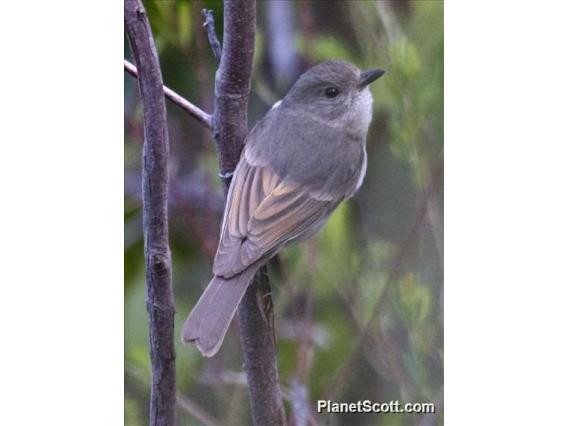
[124,1,176,425]
[124,59,212,129]
[201,9,222,62]
[205,3,286,425]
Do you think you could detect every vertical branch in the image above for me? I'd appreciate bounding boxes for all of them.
[212,0,256,178]
[208,1,286,425]
[239,266,287,426]
[125,1,176,425]
[202,9,222,63]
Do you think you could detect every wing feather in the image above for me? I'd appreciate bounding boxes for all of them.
[213,156,339,278]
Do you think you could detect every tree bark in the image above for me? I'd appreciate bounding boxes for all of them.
[125,1,176,425]
[210,1,287,424]
[212,0,256,178]
[238,267,287,426]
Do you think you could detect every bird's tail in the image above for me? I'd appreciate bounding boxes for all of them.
[182,268,256,357]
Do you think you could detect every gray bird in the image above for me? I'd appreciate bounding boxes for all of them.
[182,60,385,357]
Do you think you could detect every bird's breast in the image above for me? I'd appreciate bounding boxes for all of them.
[246,108,366,197]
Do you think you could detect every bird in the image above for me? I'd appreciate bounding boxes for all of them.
[182,60,385,357]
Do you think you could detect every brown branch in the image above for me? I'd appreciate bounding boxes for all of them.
[124,59,212,129]
[124,1,176,425]
[206,3,286,425]
[238,267,287,426]
[201,9,222,63]
[211,0,256,179]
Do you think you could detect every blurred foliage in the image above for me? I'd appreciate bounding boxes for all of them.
[125,1,443,425]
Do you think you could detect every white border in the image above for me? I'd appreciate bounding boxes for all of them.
[446,1,568,424]
[0,2,123,424]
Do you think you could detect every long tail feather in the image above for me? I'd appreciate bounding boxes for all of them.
[182,268,256,357]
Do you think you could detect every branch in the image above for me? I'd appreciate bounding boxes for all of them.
[124,1,176,425]
[206,3,287,425]
[124,59,212,129]
[238,267,287,426]
[201,9,222,63]
[211,0,256,178]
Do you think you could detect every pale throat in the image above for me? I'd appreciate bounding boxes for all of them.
[348,87,374,138]
[351,88,373,194]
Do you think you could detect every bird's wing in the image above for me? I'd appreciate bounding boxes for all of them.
[213,155,340,278]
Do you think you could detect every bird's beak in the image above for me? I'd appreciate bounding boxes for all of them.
[359,68,386,88]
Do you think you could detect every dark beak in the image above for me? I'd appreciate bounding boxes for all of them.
[359,68,386,88]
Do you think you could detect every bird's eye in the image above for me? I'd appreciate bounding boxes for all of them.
[324,87,339,98]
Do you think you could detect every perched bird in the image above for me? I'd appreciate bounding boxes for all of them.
[182,60,385,357]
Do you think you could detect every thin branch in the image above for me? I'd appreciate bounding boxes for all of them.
[201,9,222,62]
[124,1,176,425]
[124,59,212,129]
[205,3,286,425]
